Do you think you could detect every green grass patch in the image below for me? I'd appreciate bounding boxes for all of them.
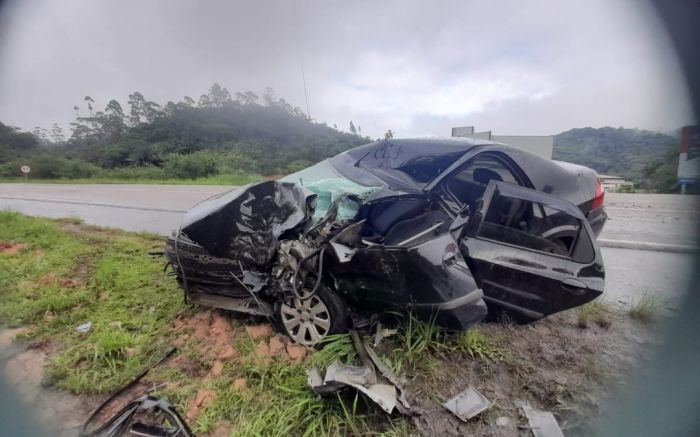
[0,212,417,435]
[454,328,505,361]
[0,211,186,393]
[310,333,358,368]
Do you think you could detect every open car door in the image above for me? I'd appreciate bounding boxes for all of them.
[459,181,605,321]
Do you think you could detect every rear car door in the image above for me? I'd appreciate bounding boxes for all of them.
[459,181,604,321]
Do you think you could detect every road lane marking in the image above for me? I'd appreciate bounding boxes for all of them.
[0,195,188,213]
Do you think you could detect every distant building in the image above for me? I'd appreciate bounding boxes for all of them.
[677,125,700,194]
[599,175,634,192]
[451,126,554,159]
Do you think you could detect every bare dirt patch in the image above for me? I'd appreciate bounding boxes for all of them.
[172,310,240,362]
[402,309,653,437]
[0,240,28,254]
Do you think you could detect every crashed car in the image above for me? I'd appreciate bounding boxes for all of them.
[166,138,606,346]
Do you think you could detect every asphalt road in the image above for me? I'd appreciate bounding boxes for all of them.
[1,183,697,304]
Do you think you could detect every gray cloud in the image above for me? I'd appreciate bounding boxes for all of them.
[0,0,694,139]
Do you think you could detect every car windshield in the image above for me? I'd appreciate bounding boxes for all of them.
[281,159,381,220]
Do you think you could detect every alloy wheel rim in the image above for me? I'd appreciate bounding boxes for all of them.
[280,291,331,346]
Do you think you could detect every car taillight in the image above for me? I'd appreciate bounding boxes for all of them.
[592,177,605,210]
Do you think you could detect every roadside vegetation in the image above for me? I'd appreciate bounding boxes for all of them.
[0,85,686,192]
[628,292,664,322]
[0,212,654,436]
[0,84,368,184]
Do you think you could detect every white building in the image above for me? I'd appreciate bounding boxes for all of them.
[451,126,554,159]
[599,175,634,192]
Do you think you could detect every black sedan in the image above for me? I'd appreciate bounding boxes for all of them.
[166,137,607,346]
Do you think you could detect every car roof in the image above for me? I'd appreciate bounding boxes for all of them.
[329,137,502,191]
[340,137,496,166]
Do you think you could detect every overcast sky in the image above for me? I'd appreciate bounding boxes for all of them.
[0,0,694,139]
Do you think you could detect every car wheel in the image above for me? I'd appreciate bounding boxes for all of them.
[277,285,348,347]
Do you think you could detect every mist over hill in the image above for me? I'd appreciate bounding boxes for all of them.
[0,84,369,180]
[0,85,683,192]
[553,126,680,192]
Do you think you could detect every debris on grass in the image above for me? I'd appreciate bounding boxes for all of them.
[0,212,656,437]
[443,386,491,422]
[75,321,92,333]
[515,399,564,437]
[628,292,663,322]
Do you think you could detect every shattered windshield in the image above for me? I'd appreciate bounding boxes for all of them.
[282,160,381,220]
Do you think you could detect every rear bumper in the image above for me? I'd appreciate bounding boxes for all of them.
[411,289,488,331]
[587,206,607,238]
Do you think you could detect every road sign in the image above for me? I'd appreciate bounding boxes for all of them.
[20,165,31,174]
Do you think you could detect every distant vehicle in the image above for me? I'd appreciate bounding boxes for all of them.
[166,138,607,346]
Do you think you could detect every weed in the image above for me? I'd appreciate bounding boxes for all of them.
[55,216,84,225]
[576,300,611,328]
[454,328,505,361]
[392,314,452,373]
[310,333,358,368]
[629,292,663,322]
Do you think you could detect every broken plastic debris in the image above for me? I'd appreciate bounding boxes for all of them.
[309,361,398,413]
[442,386,490,421]
[514,400,564,437]
[75,321,92,333]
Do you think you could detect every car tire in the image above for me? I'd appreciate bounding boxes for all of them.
[276,284,348,347]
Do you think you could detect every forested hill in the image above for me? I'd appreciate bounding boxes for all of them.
[553,127,679,191]
[0,84,369,179]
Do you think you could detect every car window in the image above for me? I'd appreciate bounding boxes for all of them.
[441,153,521,211]
[477,189,595,263]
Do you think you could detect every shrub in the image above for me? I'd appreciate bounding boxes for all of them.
[163,151,219,179]
[286,159,313,174]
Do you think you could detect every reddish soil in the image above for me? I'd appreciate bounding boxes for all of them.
[0,241,28,254]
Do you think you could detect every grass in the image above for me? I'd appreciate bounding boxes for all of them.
[576,300,612,329]
[628,292,663,322]
[0,212,640,436]
[454,328,505,361]
[310,333,358,368]
[0,211,416,436]
[0,210,186,393]
[0,173,262,186]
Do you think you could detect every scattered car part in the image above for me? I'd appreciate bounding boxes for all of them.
[318,361,398,414]
[75,321,92,333]
[514,399,565,437]
[80,348,184,437]
[166,138,607,346]
[80,395,193,437]
[442,386,491,422]
[307,332,414,415]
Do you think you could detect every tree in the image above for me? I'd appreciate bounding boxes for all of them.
[128,92,147,126]
[208,83,232,108]
[182,96,196,107]
[50,123,65,142]
[349,121,357,134]
[262,87,276,106]
[384,129,394,139]
[103,99,127,140]
[84,96,95,116]
[198,94,213,108]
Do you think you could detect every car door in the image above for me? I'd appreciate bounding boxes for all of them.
[459,181,604,321]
